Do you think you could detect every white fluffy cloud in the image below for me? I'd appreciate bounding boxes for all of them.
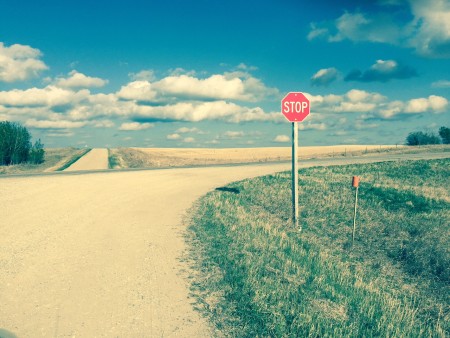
[274,135,290,143]
[0,85,282,126]
[298,123,327,131]
[308,0,450,58]
[0,42,48,82]
[1,54,447,135]
[375,95,448,118]
[129,100,281,123]
[346,89,386,103]
[167,133,181,140]
[405,95,448,113]
[335,102,377,113]
[25,119,87,129]
[117,72,278,103]
[311,68,339,86]
[119,122,154,131]
[0,68,281,126]
[0,86,89,107]
[46,131,75,138]
[128,69,156,81]
[54,70,108,88]
[345,60,417,82]
[304,89,385,115]
[176,127,201,134]
[116,81,157,101]
[408,0,450,58]
[224,131,244,139]
[304,89,448,119]
[93,120,115,128]
[156,74,243,100]
[308,12,402,44]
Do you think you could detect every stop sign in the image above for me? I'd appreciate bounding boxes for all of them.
[281,92,310,122]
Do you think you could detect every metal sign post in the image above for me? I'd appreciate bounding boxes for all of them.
[281,92,310,230]
[292,122,299,230]
[352,176,360,243]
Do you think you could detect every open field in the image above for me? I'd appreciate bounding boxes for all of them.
[109,145,450,169]
[109,145,401,169]
[0,148,90,175]
[187,158,449,337]
[1,145,448,174]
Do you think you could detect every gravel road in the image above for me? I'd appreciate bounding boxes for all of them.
[64,148,109,171]
[1,152,448,337]
[0,163,290,337]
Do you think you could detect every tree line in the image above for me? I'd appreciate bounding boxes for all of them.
[0,121,45,165]
[406,126,450,146]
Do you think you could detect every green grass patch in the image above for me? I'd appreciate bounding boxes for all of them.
[187,159,449,337]
[108,148,120,169]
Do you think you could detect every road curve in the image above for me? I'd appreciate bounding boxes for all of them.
[1,152,448,337]
[0,163,290,337]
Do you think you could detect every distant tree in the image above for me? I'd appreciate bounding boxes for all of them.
[439,126,450,144]
[0,121,45,165]
[29,139,45,164]
[405,131,441,146]
[0,121,32,165]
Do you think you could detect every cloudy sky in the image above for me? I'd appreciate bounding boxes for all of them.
[0,0,449,148]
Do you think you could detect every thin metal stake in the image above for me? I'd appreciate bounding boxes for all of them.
[292,122,299,230]
[352,186,359,243]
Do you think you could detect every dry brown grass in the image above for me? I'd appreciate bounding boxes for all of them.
[109,145,396,169]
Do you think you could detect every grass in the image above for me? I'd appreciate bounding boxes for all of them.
[108,148,149,169]
[108,145,449,170]
[186,158,449,337]
[108,148,121,169]
[0,147,91,175]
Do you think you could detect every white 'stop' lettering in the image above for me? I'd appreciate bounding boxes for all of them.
[283,101,309,113]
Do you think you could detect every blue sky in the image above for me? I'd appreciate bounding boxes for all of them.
[0,0,449,148]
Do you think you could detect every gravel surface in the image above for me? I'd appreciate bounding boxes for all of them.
[1,152,448,337]
[64,148,109,171]
[0,163,290,337]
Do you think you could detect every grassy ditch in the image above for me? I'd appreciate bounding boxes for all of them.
[108,148,146,169]
[108,148,121,169]
[187,159,449,337]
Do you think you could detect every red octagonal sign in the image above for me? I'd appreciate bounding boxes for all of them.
[281,92,310,122]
